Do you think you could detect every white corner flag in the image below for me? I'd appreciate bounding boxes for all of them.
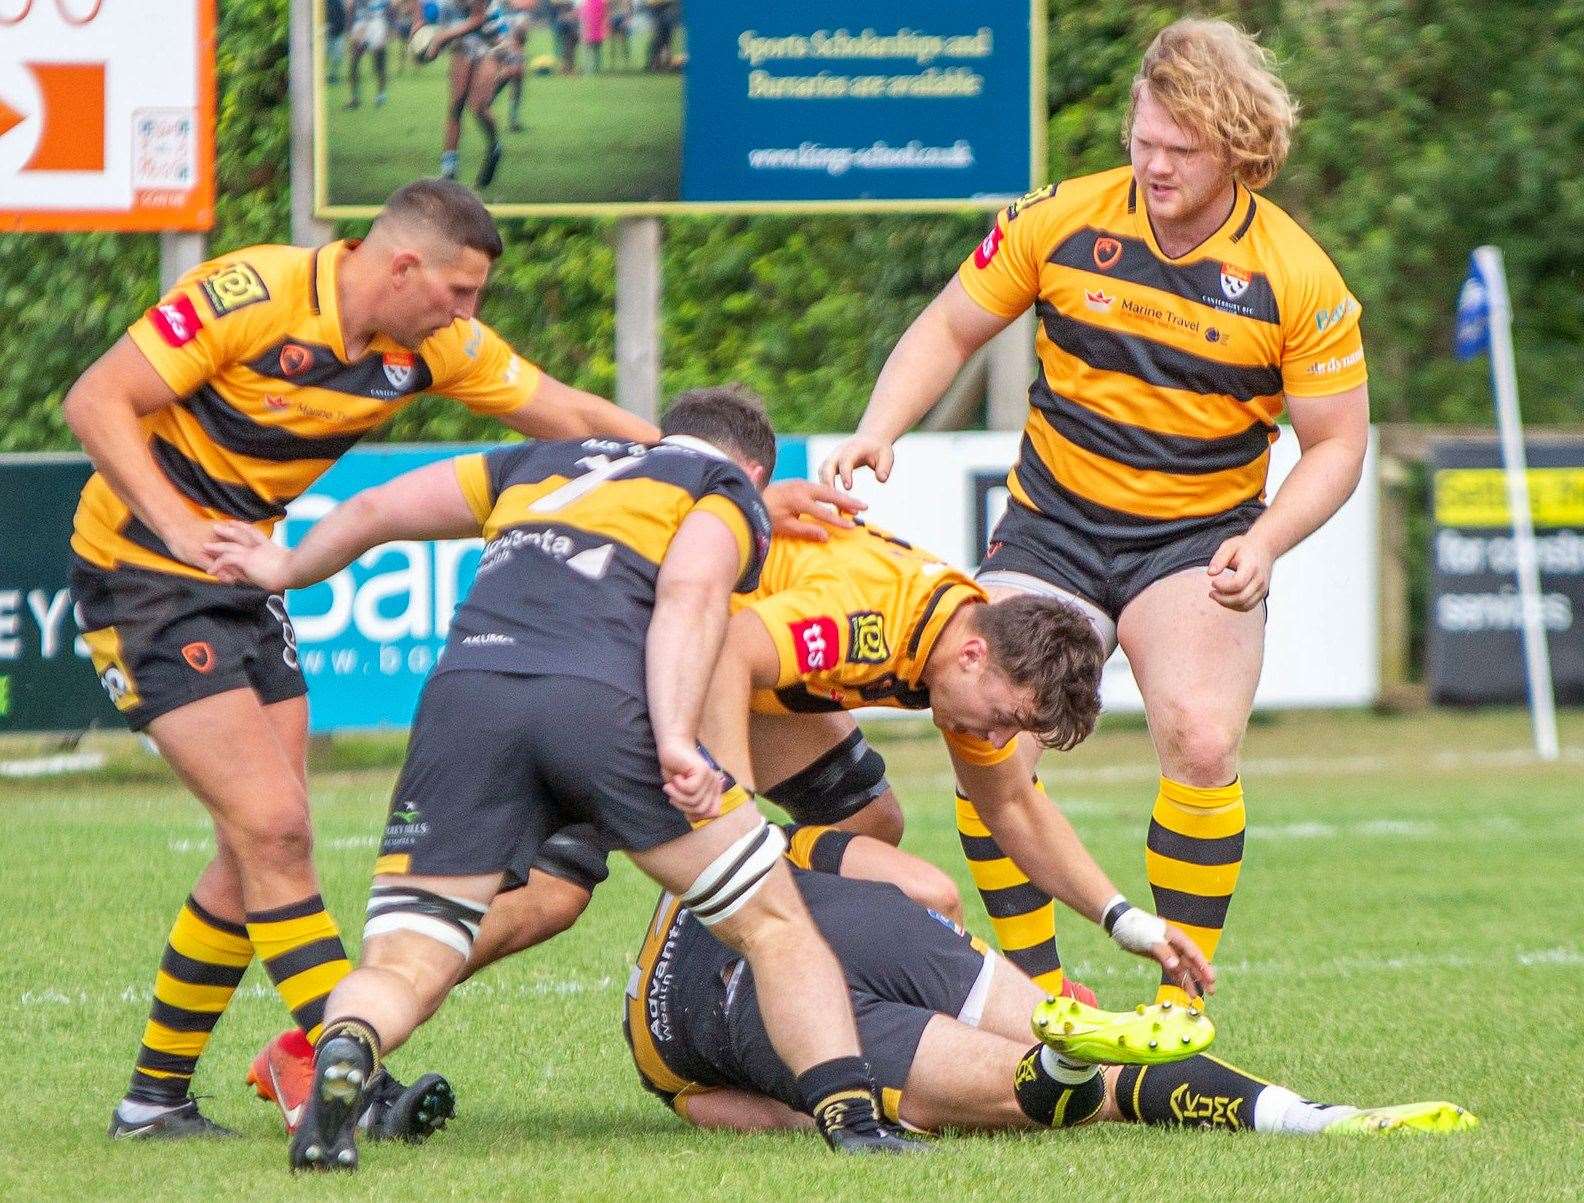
[1455,247,1559,761]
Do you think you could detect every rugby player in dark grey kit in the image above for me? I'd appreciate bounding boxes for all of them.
[210,388,912,1169]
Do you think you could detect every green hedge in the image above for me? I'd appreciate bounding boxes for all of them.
[3,0,1581,450]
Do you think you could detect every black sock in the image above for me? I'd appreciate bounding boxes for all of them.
[1115,1055,1270,1130]
[796,1056,882,1143]
[1013,1045,1105,1128]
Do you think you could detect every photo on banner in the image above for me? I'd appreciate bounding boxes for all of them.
[315,0,1042,216]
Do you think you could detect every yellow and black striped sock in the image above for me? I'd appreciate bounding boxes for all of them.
[1147,776,1246,1005]
[246,895,352,1043]
[956,787,1063,996]
[128,896,253,1104]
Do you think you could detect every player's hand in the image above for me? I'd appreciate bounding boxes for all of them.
[1148,927,1216,1001]
[818,433,895,490]
[762,479,866,543]
[658,739,724,821]
[206,521,293,592]
[1206,532,1275,611]
[1109,905,1216,1000]
[162,516,223,574]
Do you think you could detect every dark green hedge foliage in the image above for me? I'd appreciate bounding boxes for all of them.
[3,0,1581,450]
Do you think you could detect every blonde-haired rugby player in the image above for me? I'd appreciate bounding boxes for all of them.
[823,18,1371,1007]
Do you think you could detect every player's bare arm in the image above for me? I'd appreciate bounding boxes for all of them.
[821,278,1010,488]
[424,0,489,57]
[497,372,660,443]
[647,509,745,819]
[62,336,219,572]
[955,748,1214,996]
[698,609,783,792]
[1207,382,1370,611]
[208,459,481,592]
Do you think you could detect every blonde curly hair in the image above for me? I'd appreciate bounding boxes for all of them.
[1122,18,1298,190]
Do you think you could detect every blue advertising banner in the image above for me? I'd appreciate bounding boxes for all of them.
[290,438,810,733]
[683,2,1038,205]
[317,2,1042,218]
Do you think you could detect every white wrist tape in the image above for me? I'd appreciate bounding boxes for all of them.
[1110,907,1168,954]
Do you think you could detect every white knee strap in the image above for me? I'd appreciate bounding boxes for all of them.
[363,887,488,959]
[682,819,787,927]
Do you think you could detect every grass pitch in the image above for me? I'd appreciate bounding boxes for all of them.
[324,27,682,206]
[4,707,1582,1199]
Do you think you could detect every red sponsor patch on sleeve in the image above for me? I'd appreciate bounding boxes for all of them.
[973,224,1005,269]
[789,616,840,675]
[148,296,204,348]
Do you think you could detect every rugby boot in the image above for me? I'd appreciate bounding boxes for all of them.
[815,1092,925,1154]
[366,1071,456,1143]
[249,1028,453,1142]
[247,1029,314,1133]
[1324,1101,1479,1134]
[1059,976,1099,1007]
[1032,995,1214,1065]
[108,1097,236,1140]
[288,1033,374,1172]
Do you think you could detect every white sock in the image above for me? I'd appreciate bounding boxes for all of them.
[117,1097,188,1123]
[1252,1084,1358,1134]
[1039,1045,1099,1085]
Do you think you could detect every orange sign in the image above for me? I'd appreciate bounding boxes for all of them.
[0,1,215,232]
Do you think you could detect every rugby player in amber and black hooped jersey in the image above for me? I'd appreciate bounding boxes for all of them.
[823,18,1371,1009]
[208,387,915,1168]
[63,178,659,1142]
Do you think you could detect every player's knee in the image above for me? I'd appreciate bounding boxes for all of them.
[228,810,315,874]
[1172,727,1242,785]
[1155,710,1243,785]
[536,887,589,941]
[680,818,788,931]
[843,793,904,845]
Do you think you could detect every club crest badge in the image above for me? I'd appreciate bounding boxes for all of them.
[383,351,415,391]
[1093,236,1122,271]
[1220,264,1251,300]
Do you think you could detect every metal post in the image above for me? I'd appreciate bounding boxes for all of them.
[1477,245,1559,761]
[291,0,333,247]
[159,232,206,291]
[615,216,662,423]
[984,309,1035,430]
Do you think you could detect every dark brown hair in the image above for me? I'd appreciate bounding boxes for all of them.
[378,178,504,259]
[660,384,777,478]
[970,595,1105,751]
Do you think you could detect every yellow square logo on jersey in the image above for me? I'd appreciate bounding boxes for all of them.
[201,262,270,318]
[846,611,889,665]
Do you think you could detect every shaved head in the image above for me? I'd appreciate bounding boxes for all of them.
[371,179,503,261]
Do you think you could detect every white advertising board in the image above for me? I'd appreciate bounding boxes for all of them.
[0,0,214,231]
[805,430,1380,712]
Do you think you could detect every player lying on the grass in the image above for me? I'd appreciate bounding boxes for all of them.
[607,825,1475,1139]
[698,516,1198,1002]
[213,388,919,1168]
[246,824,1472,1143]
[379,820,1471,1139]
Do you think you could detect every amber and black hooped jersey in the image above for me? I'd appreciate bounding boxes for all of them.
[735,522,1012,767]
[958,166,1368,541]
[440,435,771,695]
[71,240,541,581]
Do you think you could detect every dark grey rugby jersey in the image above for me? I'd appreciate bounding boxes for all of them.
[437,435,770,695]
